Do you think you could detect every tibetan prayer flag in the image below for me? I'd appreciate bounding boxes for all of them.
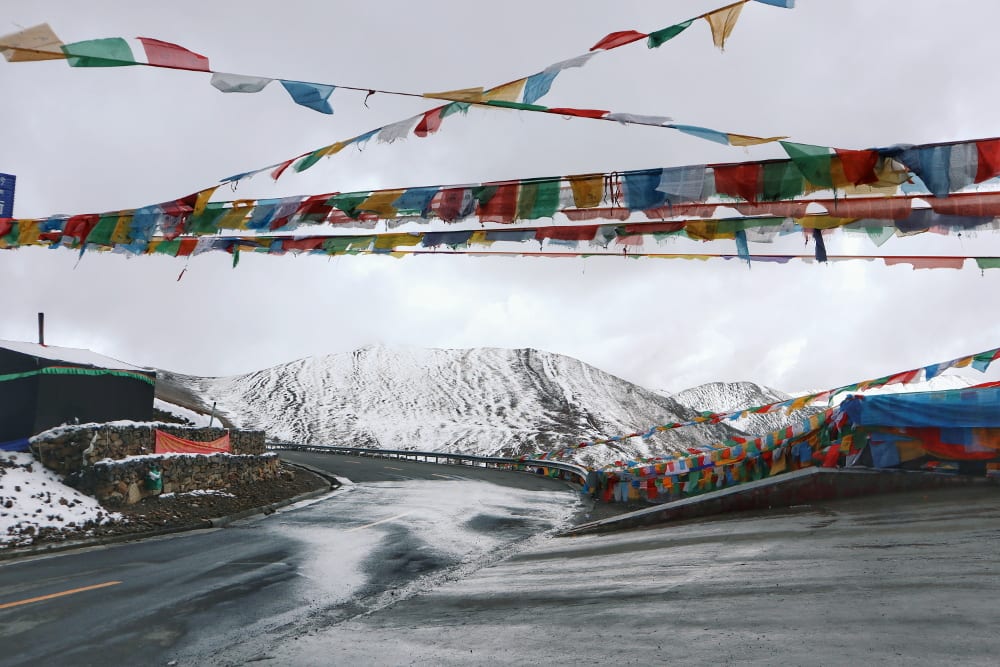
[280,80,335,114]
[478,184,519,223]
[568,174,604,208]
[704,3,744,51]
[713,163,762,202]
[727,133,785,147]
[359,189,405,218]
[623,170,667,210]
[137,37,209,71]
[812,228,827,262]
[523,70,558,105]
[424,87,484,103]
[536,225,598,242]
[670,124,730,145]
[0,24,65,62]
[377,117,419,144]
[975,139,1000,183]
[781,142,834,188]
[547,107,609,119]
[211,72,272,93]
[755,0,794,7]
[835,149,879,185]
[647,20,693,48]
[516,180,561,220]
[63,214,99,245]
[430,188,474,222]
[658,165,707,204]
[415,107,445,137]
[929,193,1000,217]
[393,187,439,216]
[590,30,648,51]
[62,38,136,67]
[483,79,527,102]
[761,161,805,201]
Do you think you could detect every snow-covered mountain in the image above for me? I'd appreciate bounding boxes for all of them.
[158,345,744,467]
[669,381,825,437]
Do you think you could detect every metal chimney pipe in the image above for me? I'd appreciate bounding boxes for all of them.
[37,312,44,346]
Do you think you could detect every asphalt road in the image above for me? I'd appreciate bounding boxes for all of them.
[0,452,578,666]
[278,449,574,489]
[4,454,999,665]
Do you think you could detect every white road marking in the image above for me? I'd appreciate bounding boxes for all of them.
[432,473,462,479]
[385,466,404,471]
[346,511,413,532]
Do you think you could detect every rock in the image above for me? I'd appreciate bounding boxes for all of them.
[126,482,142,505]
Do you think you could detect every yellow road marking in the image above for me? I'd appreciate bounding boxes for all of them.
[0,581,122,610]
[385,466,404,471]
[346,512,413,532]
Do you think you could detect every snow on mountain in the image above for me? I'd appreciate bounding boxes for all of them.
[161,345,744,468]
[669,381,825,437]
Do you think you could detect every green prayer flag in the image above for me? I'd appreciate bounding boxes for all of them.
[152,239,181,256]
[186,202,227,234]
[295,148,327,173]
[2,222,17,246]
[484,100,548,112]
[516,180,561,220]
[440,102,470,118]
[84,214,120,246]
[647,20,693,48]
[975,258,1000,270]
[62,38,136,67]
[780,142,833,188]
[323,235,374,254]
[472,185,498,207]
[329,192,370,219]
[762,161,805,200]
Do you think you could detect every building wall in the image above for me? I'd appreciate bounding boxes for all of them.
[0,375,39,443]
[33,373,155,435]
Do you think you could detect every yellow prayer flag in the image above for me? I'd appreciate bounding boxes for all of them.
[359,189,406,219]
[373,232,422,250]
[483,79,527,103]
[110,214,132,244]
[469,230,493,247]
[423,87,484,103]
[727,133,786,147]
[685,220,735,240]
[794,215,857,230]
[703,2,745,51]
[0,24,66,62]
[218,201,255,229]
[567,174,604,208]
[18,220,41,246]
[786,394,814,413]
[193,187,219,216]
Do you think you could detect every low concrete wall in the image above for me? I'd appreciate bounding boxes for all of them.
[73,453,280,506]
[564,468,988,536]
[31,424,265,476]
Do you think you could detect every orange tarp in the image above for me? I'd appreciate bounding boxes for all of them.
[154,429,230,454]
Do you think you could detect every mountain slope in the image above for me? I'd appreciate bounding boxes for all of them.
[160,345,743,466]
[670,381,825,436]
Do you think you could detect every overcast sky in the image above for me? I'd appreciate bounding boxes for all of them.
[2,0,1000,394]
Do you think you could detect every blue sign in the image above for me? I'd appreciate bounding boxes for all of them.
[0,173,14,218]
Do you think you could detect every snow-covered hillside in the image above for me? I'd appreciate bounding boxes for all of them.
[163,345,744,467]
[669,381,825,436]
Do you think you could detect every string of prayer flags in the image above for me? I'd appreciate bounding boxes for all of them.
[529,343,1000,463]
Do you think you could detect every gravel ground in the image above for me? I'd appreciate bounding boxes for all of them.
[7,463,331,551]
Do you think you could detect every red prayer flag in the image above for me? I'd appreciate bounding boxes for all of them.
[834,149,879,185]
[590,30,648,51]
[547,107,609,119]
[821,445,840,468]
[975,139,1000,183]
[414,107,445,137]
[478,184,519,223]
[176,238,198,256]
[429,188,471,222]
[63,214,100,244]
[713,163,762,203]
[271,158,295,181]
[535,225,599,241]
[928,192,1000,217]
[138,37,210,72]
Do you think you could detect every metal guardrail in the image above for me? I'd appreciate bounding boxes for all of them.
[267,443,588,484]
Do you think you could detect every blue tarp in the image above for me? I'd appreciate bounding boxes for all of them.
[0,437,30,451]
[841,386,1000,429]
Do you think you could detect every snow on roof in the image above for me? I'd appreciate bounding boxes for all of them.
[0,339,150,372]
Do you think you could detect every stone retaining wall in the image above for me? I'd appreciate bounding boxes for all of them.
[30,424,272,506]
[31,424,265,476]
[72,453,280,506]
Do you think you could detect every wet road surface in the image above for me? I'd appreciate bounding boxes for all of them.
[0,453,578,666]
[246,485,1000,666]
